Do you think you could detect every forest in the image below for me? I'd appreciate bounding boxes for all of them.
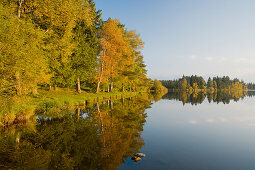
[0,0,165,97]
[161,75,255,92]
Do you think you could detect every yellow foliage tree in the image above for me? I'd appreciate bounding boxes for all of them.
[97,19,131,93]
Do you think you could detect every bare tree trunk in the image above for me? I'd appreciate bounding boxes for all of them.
[96,80,101,93]
[77,77,81,93]
[110,100,113,110]
[16,71,21,96]
[18,0,24,18]
[77,108,80,120]
[96,63,104,93]
[16,132,21,143]
[110,80,113,92]
[122,83,125,92]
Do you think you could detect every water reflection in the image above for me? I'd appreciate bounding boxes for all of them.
[162,91,255,105]
[0,93,156,169]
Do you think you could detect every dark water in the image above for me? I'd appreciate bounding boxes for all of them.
[1,91,255,169]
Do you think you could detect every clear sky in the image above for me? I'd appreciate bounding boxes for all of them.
[95,0,255,82]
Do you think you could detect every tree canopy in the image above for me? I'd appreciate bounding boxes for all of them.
[0,0,153,96]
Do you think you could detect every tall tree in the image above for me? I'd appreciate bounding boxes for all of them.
[181,77,187,91]
[97,19,130,93]
[0,3,49,95]
[72,0,102,93]
[29,0,91,88]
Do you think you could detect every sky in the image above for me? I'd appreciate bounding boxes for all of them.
[95,0,255,82]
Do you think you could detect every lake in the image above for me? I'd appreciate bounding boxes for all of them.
[1,91,255,169]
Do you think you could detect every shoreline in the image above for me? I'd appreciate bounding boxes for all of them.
[0,89,141,127]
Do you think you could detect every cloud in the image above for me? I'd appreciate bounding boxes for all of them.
[205,56,215,61]
[189,55,198,60]
[233,57,249,64]
[219,57,227,62]
[187,55,220,62]
[232,57,255,66]
[189,120,198,125]
[219,117,226,122]
[207,118,215,123]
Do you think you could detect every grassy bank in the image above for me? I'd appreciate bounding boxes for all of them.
[0,89,139,126]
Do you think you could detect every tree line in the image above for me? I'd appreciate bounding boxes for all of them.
[161,75,250,92]
[247,83,255,90]
[162,90,254,105]
[0,0,161,96]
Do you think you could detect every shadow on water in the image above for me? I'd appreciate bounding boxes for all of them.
[0,93,164,169]
[162,90,255,105]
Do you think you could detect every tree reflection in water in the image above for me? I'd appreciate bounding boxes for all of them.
[0,93,159,169]
[162,91,255,105]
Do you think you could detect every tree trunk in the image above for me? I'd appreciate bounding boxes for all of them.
[110,80,113,92]
[16,71,21,96]
[97,63,104,93]
[77,108,80,120]
[96,81,101,93]
[77,77,81,93]
[16,132,20,143]
[18,0,24,18]
[110,100,113,110]
[122,83,125,92]
[54,85,57,91]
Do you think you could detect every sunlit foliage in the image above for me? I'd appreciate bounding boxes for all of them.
[0,0,152,96]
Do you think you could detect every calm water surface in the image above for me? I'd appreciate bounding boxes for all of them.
[1,92,255,170]
[121,91,255,170]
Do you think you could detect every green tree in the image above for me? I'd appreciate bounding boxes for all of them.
[181,77,187,91]
[0,4,49,95]
[71,0,102,93]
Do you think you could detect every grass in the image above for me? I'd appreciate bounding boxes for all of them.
[0,88,139,126]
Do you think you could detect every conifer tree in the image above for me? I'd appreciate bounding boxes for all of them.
[72,0,102,93]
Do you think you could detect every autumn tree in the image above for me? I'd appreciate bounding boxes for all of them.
[25,0,92,89]
[152,79,167,94]
[181,77,187,91]
[0,3,49,95]
[1,0,152,95]
[97,19,131,93]
[122,30,147,92]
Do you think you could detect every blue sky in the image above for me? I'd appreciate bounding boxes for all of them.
[95,0,255,82]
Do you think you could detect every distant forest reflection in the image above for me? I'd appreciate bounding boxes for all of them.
[0,93,161,169]
[162,91,255,105]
